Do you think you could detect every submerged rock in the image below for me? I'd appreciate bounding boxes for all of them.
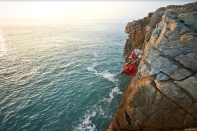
[109,2,197,131]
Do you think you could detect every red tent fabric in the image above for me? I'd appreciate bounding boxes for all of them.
[121,64,137,76]
[131,53,137,59]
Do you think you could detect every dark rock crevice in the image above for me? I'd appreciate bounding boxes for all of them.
[152,80,197,121]
[173,80,197,103]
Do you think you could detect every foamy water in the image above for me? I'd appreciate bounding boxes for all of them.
[78,45,96,49]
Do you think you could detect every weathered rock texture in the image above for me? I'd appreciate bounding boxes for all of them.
[124,16,151,63]
[110,2,197,131]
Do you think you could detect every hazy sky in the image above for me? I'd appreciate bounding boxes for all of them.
[0,1,196,22]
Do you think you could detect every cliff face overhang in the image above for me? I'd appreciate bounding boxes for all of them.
[109,2,197,131]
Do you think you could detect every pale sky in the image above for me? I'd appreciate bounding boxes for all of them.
[0,1,196,22]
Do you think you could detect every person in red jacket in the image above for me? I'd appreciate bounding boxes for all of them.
[121,49,144,76]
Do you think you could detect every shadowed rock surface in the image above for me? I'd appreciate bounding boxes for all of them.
[109,2,197,131]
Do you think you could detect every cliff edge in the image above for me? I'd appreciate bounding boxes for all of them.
[109,2,197,131]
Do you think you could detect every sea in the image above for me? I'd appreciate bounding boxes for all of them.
[0,20,132,131]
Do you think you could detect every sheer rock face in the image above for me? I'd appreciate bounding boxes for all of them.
[124,17,151,55]
[110,2,197,131]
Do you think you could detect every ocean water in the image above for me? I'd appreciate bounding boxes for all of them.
[0,20,131,131]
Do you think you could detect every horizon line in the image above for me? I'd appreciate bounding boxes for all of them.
[0,0,192,1]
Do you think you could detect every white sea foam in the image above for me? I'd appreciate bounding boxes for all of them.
[76,111,97,131]
[60,62,75,69]
[102,86,123,103]
[87,62,97,72]
[93,52,98,57]
[75,84,123,130]
[109,87,122,100]
[82,60,122,130]
[78,45,95,49]
[96,70,116,82]
[87,68,116,83]
[87,67,95,72]
[87,63,121,103]
[87,62,116,83]
[99,106,104,116]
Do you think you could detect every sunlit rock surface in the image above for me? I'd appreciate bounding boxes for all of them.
[109,2,197,131]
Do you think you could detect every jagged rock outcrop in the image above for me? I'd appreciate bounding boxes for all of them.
[124,17,151,63]
[109,2,197,131]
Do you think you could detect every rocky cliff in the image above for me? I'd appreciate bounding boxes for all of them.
[109,2,197,131]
